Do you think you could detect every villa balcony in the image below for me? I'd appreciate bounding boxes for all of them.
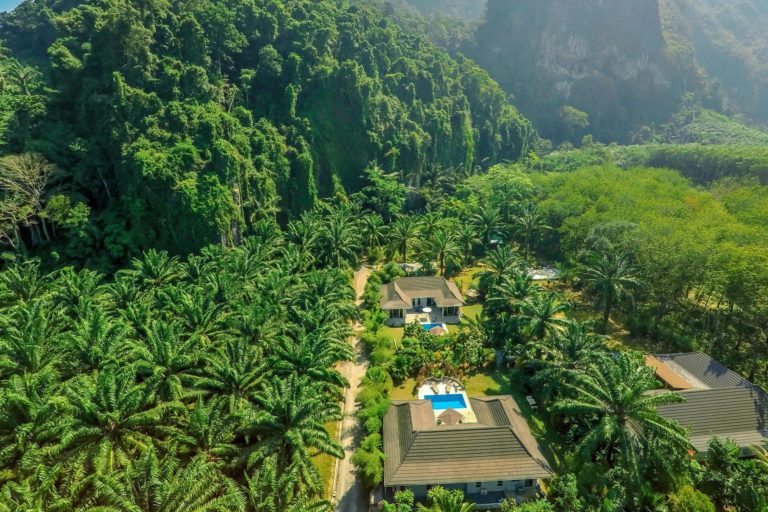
[384,310,461,327]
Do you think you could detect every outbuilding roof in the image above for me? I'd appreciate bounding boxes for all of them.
[653,352,751,390]
[380,276,465,310]
[650,352,768,452]
[383,396,552,486]
[658,386,768,451]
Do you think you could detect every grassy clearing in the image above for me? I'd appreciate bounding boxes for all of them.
[453,265,484,293]
[390,378,418,400]
[315,420,340,498]
[463,369,512,396]
[381,325,404,344]
[461,303,483,321]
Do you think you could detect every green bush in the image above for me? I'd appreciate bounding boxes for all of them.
[363,416,382,436]
[362,367,394,394]
[501,499,555,512]
[362,308,387,334]
[370,346,395,368]
[351,434,385,491]
[548,474,583,512]
[669,486,715,512]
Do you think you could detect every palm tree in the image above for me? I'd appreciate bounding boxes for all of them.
[0,369,61,468]
[580,249,641,330]
[750,443,768,472]
[289,269,357,325]
[456,223,480,266]
[0,300,63,379]
[388,215,421,262]
[486,270,541,313]
[245,454,333,512]
[319,208,361,269]
[53,267,108,320]
[416,486,475,512]
[509,203,550,256]
[271,331,349,393]
[531,322,608,403]
[162,287,230,343]
[0,258,51,304]
[127,249,183,293]
[471,206,504,247]
[476,245,520,299]
[286,213,320,269]
[66,310,128,372]
[419,211,443,235]
[542,322,608,366]
[171,398,238,465]
[193,338,269,413]
[6,61,40,96]
[240,375,343,495]
[553,352,691,470]
[128,322,202,402]
[92,449,246,512]
[47,367,181,476]
[361,213,388,253]
[428,230,461,276]
[518,292,571,339]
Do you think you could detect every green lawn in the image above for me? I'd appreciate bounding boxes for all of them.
[453,265,484,293]
[315,420,340,498]
[390,369,510,400]
[390,377,419,400]
[381,325,404,345]
[461,304,483,321]
[463,369,512,396]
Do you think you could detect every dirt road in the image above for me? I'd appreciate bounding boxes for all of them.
[334,332,369,511]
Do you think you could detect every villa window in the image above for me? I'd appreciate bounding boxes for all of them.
[497,481,503,487]
[525,479,533,487]
[444,306,459,316]
[475,482,481,488]
[391,309,403,318]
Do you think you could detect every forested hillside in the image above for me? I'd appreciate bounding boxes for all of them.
[466,0,701,143]
[0,0,534,269]
[660,0,768,125]
[1,1,768,511]
[389,0,768,145]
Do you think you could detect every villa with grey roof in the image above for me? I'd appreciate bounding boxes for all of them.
[647,352,768,452]
[383,378,552,508]
[380,276,465,327]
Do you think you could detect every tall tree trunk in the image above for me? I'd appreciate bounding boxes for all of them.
[602,293,613,330]
[40,217,50,242]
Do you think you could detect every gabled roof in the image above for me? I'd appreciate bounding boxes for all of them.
[383,396,552,486]
[653,352,751,390]
[646,356,693,390]
[380,276,465,310]
[650,352,768,452]
[658,386,768,451]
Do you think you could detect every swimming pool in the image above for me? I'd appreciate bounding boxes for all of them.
[421,323,446,331]
[424,393,467,410]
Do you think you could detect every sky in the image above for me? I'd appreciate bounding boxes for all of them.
[0,0,22,12]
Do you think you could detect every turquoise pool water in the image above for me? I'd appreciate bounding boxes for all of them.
[0,1,22,12]
[424,393,467,410]
[421,322,445,331]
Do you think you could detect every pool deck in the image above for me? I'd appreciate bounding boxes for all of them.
[418,379,477,424]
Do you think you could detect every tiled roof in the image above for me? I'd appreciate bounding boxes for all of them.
[380,276,465,310]
[383,396,552,486]
[654,352,751,390]
[658,386,768,451]
[646,355,693,390]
